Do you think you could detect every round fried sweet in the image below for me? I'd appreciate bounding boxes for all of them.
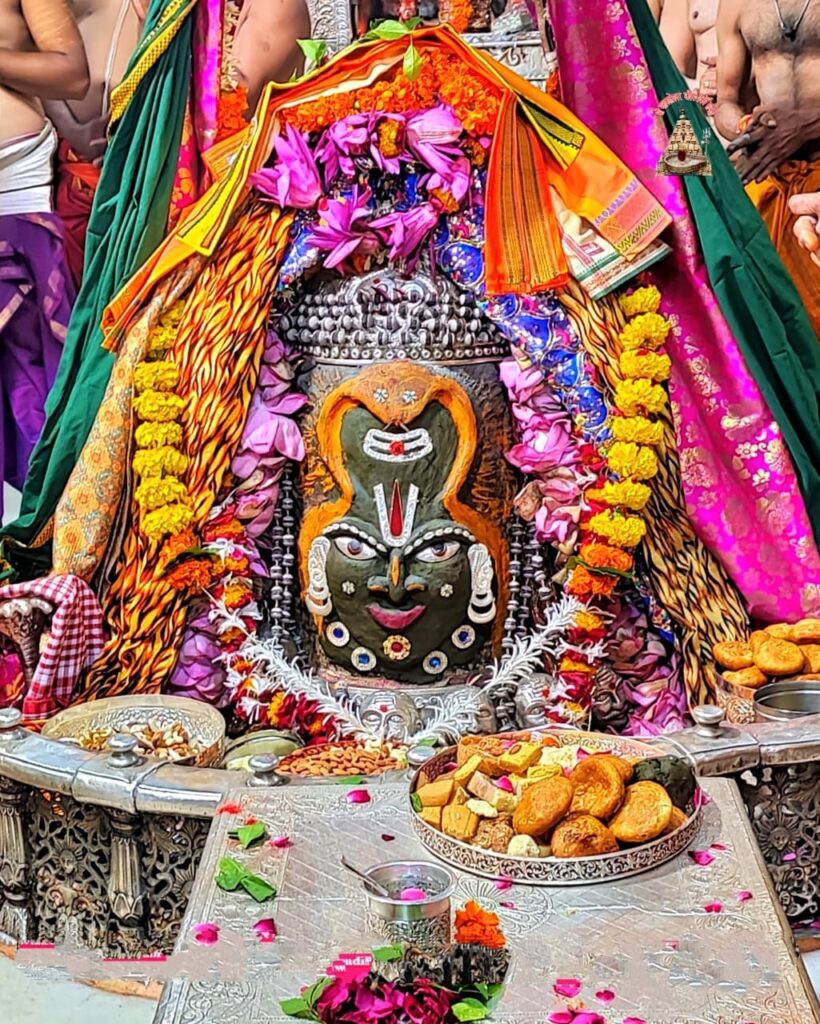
[723,666,767,690]
[608,781,673,844]
[569,758,625,819]
[765,623,795,642]
[512,774,574,837]
[551,814,619,859]
[749,630,769,655]
[794,618,820,644]
[712,641,754,671]
[588,753,634,783]
[754,639,805,677]
[663,806,688,835]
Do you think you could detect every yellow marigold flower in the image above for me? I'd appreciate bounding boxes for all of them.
[614,378,667,416]
[585,480,652,511]
[160,304,184,329]
[574,610,604,632]
[134,422,183,449]
[611,416,664,446]
[589,509,647,548]
[142,503,194,542]
[147,324,176,353]
[607,441,659,481]
[133,446,189,479]
[135,476,190,511]
[560,657,595,674]
[133,360,180,394]
[619,312,671,351]
[133,390,185,423]
[619,350,671,382]
[619,286,661,318]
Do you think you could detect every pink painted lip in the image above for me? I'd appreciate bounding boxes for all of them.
[367,603,426,630]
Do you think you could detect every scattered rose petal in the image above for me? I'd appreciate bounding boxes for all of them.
[737,890,754,903]
[269,835,291,849]
[710,842,728,851]
[495,876,513,891]
[693,788,711,808]
[501,739,517,749]
[548,1013,574,1024]
[665,939,679,950]
[215,802,242,815]
[704,901,723,914]
[443,761,458,772]
[689,849,715,866]
[553,978,582,998]
[346,789,371,804]
[595,989,616,1004]
[399,887,427,901]
[381,833,395,842]
[573,1014,605,1024]
[244,816,258,825]
[810,921,820,930]
[623,1018,647,1024]
[191,922,219,945]
[495,777,515,793]
[576,748,590,761]
[499,901,516,909]
[253,918,277,943]
[783,851,797,862]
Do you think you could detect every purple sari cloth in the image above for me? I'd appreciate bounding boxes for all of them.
[0,213,72,519]
[548,0,820,621]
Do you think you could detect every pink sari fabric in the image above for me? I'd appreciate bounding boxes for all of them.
[548,0,820,621]
[168,0,224,226]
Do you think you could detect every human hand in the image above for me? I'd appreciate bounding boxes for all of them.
[728,106,808,183]
[698,57,717,100]
[789,192,820,267]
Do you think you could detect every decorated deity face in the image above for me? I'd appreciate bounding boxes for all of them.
[299,364,507,683]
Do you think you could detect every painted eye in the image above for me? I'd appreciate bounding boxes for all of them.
[334,536,376,560]
[416,540,461,563]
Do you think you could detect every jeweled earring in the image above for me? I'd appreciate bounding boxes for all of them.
[467,543,496,625]
[306,536,332,617]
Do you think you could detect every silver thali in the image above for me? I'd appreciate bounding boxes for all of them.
[409,729,702,886]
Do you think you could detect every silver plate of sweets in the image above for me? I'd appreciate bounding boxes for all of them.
[409,730,702,886]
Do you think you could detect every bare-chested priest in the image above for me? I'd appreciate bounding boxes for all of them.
[0,0,88,518]
[660,0,717,97]
[716,0,820,335]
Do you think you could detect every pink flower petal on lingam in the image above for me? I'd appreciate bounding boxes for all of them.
[495,777,515,793]
[689,850,715,866]
[595,989,616,1004]
[737,890,754,903]
[548,1014,575,1024]
[495,876,513,891]
[346,789,371,804]
[704,901,723,914]
[191,922,220,945]
[783,851,797,862]
[269,836,291,849]
[381,834,395,842]
[710,843,728,851]
[553,978,582,998]
[499,901,516,910]
[254,918,277,943]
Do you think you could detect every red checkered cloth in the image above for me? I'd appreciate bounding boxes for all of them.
[0,575,106,721]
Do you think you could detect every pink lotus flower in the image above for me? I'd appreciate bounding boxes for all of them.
[307,186,381,272]
[250,125,322,208]
[704,900,723,914]
[346,788,371,804]
[254,918,277,942]
[191,922,220,945]
[370,203,440,261]
[689,850,715,867]
[315,116,372,180]
[554,978,582,998]
[406,105,463,176]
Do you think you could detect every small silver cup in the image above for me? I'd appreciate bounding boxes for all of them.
[363,860,454,954]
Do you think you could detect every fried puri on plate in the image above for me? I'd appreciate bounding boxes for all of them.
[569,758,625,819]
[608,781,673,844]
[662,806,688,835]
[587,752,634,783]
[712,640,754,670]
[755,638,805,677]
[512,774,574,837]
[551,813,619,858]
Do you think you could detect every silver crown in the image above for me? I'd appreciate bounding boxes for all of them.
[277,267,507,366]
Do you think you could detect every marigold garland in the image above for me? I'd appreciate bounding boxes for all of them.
[133,446,189,479]
[134,476,190,511]
[618,285,660,318]
[135,422,183,449]
[142,503,194,542]
[619,350,671,382]
[579,542,633,572]
[610,416,664,446]
[133,390,186,423]
[614,378,667,416]
[618,311,671,350]
[134,360,180,393]
[454,901,506,949]
[585,479,652,511]
[606,441,659,482]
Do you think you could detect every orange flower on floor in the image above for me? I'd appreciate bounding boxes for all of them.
[566,565,618,598]
[454,900,506,949]
[164,558,215,593]
[580,543,634,573]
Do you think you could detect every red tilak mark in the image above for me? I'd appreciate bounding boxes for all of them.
[388,440,405,456]
[389,480,403,538]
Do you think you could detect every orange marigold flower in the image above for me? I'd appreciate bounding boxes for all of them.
[221,627,246,646]
[216,87,249,143]
[267,692,286,723]
[376,118,404,157]
[429,187,461,213]
[454,900,506,949]
[158,528,199,571]
[567,565,618,597]
[223,580,254,610]
[560,657,595,674]
[574,610,604,632]
[463,137,488,166]
[164,558,215,593]
[580,543,634,573]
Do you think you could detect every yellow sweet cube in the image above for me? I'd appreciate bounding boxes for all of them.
[498,742,543,774]
[454,753,483,786]
[420,806,443,828]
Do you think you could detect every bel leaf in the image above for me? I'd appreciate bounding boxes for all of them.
[415,737,438,747]
[240,872,277,903]
[303,975,335,1008]
[215,856,245,892]
[402,41,422,82]
[229,821,267,849]
[279,997,317,1020]
[334,775,364,785]
[410,792,422,813]
[452,997,490,1022]
[365,18,411,39]
[297,38,327,72]
[372,943,403,962]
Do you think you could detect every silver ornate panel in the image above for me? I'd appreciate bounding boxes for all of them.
[153,779,820,1024]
